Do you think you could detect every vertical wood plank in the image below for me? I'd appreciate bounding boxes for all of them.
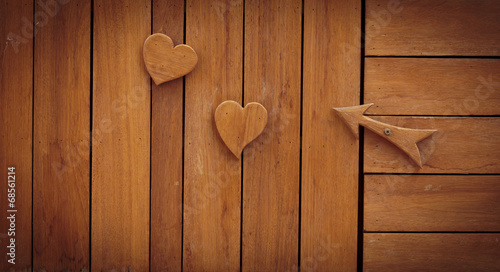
[0,0,32,270]
[92,0,151,270]
[302,0,360,270]
[184,0,243,270]
[242,0,301,270]
[151,0,184,271]
[33,0,90,270]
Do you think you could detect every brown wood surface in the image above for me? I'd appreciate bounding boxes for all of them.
[365,175,500,232]
[366,0,500,56]
[215,101,268,158]
[92,0,150,270]
[301,0,360,271]
[242,0,301,270]
[33,0,90,270]
[183,0,243,270]
[364,233,500,271]
[150,0,184,271]
[365,117,500,173]
[365,58,500,115]
[0,0,32,270]
[8,1,500,270]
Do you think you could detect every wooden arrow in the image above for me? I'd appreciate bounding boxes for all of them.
[333,104,437,167]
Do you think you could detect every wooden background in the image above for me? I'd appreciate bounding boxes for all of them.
[0,0,499,271]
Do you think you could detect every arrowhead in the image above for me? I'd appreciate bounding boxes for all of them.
[333,104,373,138]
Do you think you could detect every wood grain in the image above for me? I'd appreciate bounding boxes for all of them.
[365,175,500,232]
[365,117,500,173]
[150,0,184,271]
[215,101,268,158]
[365,0,500,56]
[301,0,360,270]
[33,0,90,270]
[364,233,500,271]
[143,33,197,85]
[184,0,242,270]
[242,0,301,270]
[92,1,150,270]
[0,0,32,270]
[365,58,500,115]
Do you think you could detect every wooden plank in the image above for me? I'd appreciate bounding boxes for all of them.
[183,0,242,270]
[33,0,90,270]
[364,117,500,173]
[0,0,32,270]
[364,233,500,271]
[150,0,184,271]
[365,0,500,56]
[92,1,150,270]
[365,175,500,232]
[365,58,500,115]
[301,0,360,271]
[242,0,301,270]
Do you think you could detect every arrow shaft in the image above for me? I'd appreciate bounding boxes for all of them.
[359,115,435,167]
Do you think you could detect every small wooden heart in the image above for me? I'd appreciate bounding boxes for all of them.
[143,33,198,85]
[215,101,268,158]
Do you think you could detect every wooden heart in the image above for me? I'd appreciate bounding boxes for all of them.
[143,33,198,85]
[215,101,268,158]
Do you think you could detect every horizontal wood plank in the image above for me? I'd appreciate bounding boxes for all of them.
[364,233,500,271]
[365,175,500,232]
[365,0,500,56]
[364,58,500,115]
[364,117,500,173]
